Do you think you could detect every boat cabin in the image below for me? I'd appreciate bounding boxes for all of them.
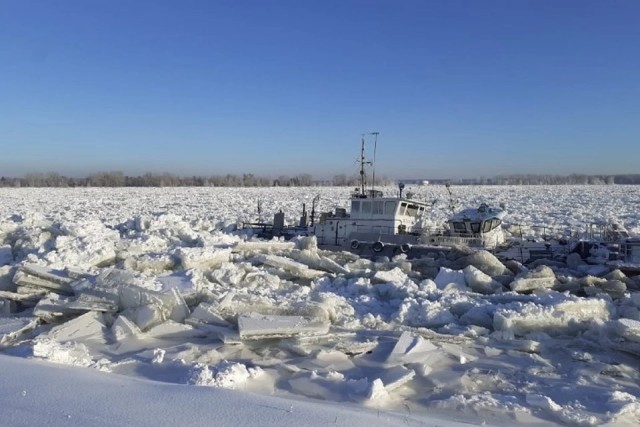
[312,194,429,247]
[350,198,427,224]
[447,203,505,237]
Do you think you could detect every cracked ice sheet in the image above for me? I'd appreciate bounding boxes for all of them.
[2,186,640,426]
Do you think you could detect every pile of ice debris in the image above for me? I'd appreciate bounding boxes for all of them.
[2,212,640,425]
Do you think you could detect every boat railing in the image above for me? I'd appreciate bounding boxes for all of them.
[352,224,398,236]
[418,226,448,236]
[506,222,632,245]
[423,234,485,247]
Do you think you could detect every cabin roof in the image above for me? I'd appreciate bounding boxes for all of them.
[449,204,506,222]
[351,196,429,207]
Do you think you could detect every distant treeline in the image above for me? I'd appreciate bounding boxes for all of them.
[464,174,637,185]
[416,174,640,186]
[0,172,395,188]
[0,172,639,188]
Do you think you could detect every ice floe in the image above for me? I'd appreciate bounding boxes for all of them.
[2,186,640,426]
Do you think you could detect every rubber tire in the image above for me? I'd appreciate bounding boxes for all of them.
[372,241,384,253]
[400,243,411,253]
[350,240,360,250]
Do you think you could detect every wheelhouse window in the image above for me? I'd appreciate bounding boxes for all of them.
[399,202,407,216]
[372,200,384,214]
[361,201,371,214]
[452,222,466,233]
[491,219,502,230]
[384,201,396,215]
[482,220,492,233]
[405,204,419,217]
[351,200,360,213]
[471,222,481,233]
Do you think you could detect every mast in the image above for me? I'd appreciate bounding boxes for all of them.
[359,135,367,197]
[357,133,376,198]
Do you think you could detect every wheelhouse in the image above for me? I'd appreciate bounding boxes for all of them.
[350,198,427,222]
[447,203,506,237]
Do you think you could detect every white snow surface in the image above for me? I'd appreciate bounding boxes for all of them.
[1,185,640,426]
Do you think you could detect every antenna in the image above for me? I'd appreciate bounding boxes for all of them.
[358,134,372,197]
[370,132,379,195]
[445,183,456,216]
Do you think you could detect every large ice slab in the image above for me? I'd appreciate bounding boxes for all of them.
[177,247,231,270]
[0,289,46,305]
[32,289,118,322]
[463,265,503,294]
[457,250,510,277]
[233,241,296,253]
[111,314,142,341]
[296,250,350,275]
[612,318,640,343]
[0,317,40,346]
[45,311,107,343]
[509,265,558,293]
[237,312,330,340]
[13,263,75,294]
[254,254,325,280]
[434,267,468,291]
[186,302,233,327]
[494,295,612,336]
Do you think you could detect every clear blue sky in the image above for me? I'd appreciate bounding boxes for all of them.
[1,0,639,179]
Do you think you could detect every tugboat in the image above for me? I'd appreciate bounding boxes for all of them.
[309,134,431,256]
[244,134,509,258]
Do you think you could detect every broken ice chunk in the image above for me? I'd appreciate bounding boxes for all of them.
[254,254,325,280]
[386,331,438,365]
[146,320,202,339]
[0,289,46,306]
[111,314,142,341]
[463,265,503,294]
[494,295,612,337]
[0,317,40,346]
[126,303,164,331]
[44,311,107,343]
[33,292,117,322]
[365,366,417,401]
[118,285,190,327]
[296,250,349,275]
[33,294,85,322]
[186,302,233,327]
[237,312,329,340]
[32,338,94,367]
[13,264,74,294]
[156,272,200,299]
[434,267,468,291]
[233,241,296,253]
[612,318,640,343]
[177,247,231,270]
[509,265,558,293]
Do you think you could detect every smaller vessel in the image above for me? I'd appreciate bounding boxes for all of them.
[423,202,507,250]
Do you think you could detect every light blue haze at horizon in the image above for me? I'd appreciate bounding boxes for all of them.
[1,0,639,179]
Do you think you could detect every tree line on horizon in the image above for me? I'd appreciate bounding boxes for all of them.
[0,171,396,188]
[0,171,639,188]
